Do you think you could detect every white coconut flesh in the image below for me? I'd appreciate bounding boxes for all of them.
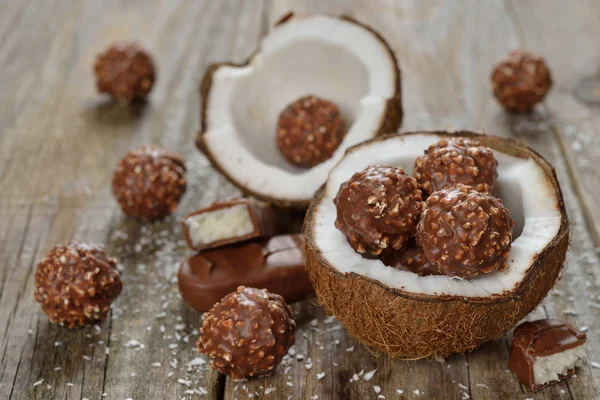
[533,345,585,387]
[312,133,562,298]
[202,15,397,203]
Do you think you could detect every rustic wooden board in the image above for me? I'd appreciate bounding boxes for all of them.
[1,0,600,399]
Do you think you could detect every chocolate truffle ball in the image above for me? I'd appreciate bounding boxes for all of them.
[276,95,346,168]
[414,138,498,198]
[334,165,424,257]
[416,185,514,279]
[112,145,186,221]
[196,286,295,380]
[94,42,156,103]
[380,241,442,276]
[34,241,122,328]
[491,50,552,112]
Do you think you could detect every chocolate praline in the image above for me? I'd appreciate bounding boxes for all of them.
[276,95,346,168]
[414,138,498,198]
[112,145,186,221]
[416,184,514,279]
[196,286,296,380]
[334,165,424,257]
[491,50,552,113]
[34,241,122,328]
[94,42,156,103]
[380,241,442,276]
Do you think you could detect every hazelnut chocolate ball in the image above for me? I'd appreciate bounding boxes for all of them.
[491,50,552,112]
[112,145,186,221]
[380,241,442,276]
[416,185,514,279]
[94,42,156,103]
[414,138,498,198]
[334,165,424,257]
[196,286,295,380]
[34,241,122,328]
[276,95,346,168]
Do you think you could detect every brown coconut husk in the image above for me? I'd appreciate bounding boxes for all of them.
[196,13,403,209]
[303,131,569,359]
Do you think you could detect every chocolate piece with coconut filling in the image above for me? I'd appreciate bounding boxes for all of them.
[178,234,312,312]
[181,198,277,251]
[509,319,587,391]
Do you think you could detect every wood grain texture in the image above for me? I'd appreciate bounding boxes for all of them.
[1,0,600,399]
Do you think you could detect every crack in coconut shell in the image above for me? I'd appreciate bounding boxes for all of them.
[303,131,569,359]
[196,13,402,209]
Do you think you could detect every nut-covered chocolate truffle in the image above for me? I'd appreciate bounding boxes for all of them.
[276,95,346,168]
[112,145,186,221]
[334,165,424,256]
[416,185,514,279]
[34,241,122,328]
[196,286,295,380]
[491,50,552,112]
[380,241,442,276]
[94,42,156,103]
[414,138,498,198]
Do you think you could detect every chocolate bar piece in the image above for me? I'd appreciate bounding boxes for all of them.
[181,198,276,251]
[509,319,587,391]
[178,234,313,312]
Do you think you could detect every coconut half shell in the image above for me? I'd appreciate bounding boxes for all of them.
[303,131,569,359]
[197,13,402,208]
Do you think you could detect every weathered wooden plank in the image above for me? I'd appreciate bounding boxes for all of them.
[0,205,60,399]
[507,0,600,246]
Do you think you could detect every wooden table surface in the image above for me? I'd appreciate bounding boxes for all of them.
[1,0,600,399]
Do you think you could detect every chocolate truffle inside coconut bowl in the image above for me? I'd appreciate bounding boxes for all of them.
[303,131,569,359]
[197,13,402,208]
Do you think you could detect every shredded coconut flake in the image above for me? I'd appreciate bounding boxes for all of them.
[363,369,378,381]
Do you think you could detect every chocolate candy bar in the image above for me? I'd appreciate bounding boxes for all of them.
[509,319,587,391]
[181,198,276,251]
[178,234,313,312]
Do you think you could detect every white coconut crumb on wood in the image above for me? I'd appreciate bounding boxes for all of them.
[413,389,420,395]
[363,369,378,381]
[264,387,276,395]
[374,385,382,393]
[346,346,355,352]
[33,379,44,387]
[152,362,161,367]
[317,372,326,380]
[475,383,488,388]
[187,357,206,367]
[458,383,468,390]
[579,326,588,332]
[396,389,404,394]
[562,308,578,315]
[177,378,192,386]
[591,361,600,368]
